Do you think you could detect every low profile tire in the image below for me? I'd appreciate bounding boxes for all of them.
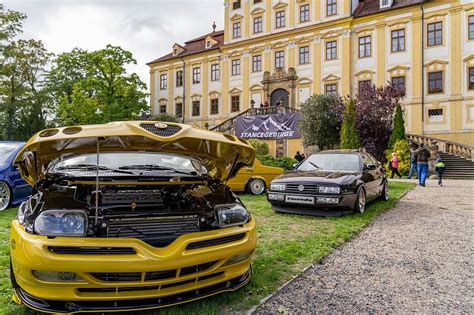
[379,182,389,201]
[0,181,11,211]
[247,178,265,195]
[354,187,366,214]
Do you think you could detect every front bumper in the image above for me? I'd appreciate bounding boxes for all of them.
[10,218,256,313]
[267,192,357,215]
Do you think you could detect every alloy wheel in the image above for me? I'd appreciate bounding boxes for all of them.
[358,189,366,213]
[248,179,265,195]
[0,182,11,211]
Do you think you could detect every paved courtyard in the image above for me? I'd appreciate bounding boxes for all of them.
[256,179,474,313]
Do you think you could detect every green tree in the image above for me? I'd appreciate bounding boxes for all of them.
[298,94,344,150]
[48,45,148,126]
[247,139,269,156]
[385,139,410,175]
[0,4,26,54]
[388,104,406,149]
[340,98,361,149]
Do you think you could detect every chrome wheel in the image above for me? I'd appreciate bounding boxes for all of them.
[248,179,265,195]
[356,189,366,214]
[0,182,11,211]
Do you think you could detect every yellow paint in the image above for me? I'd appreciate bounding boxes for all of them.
[227,159,283,193]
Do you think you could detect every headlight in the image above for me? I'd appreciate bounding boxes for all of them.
[215,204,249,228]
[17,202,27,224]
[318,186,341,194]
[34,210,87,237]
[270,183,286,191]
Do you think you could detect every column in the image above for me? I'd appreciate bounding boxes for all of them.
[313,36,322,94]
[376,22,386,86]
[341,29,352,96]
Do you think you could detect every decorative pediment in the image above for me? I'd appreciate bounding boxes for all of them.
[295,36,313,45]
[387,19,409,28]
[228,50,243,58]
[262,67,298,83]
[271,41,287,49]
[174,96,183,101]
[230,14,243,21]
[251,8,265,15]
[322,31,341,39]
[158,98,168,104]
[229,87,242,94]
[249,46,265,54]
[172,43,185,56]
[190,93,202,100]
[464,54,474,65]
[297,77,313,85]
[355,70,376,78]
[296,0,309,3]
[387,65,410,73]
[208,90,221,97]
[322,74,341,82]
[355,27,374,35]
[273,1,288,10]
[249,84,263,91]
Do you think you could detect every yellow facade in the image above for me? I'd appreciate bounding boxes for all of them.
[149,0,474,156]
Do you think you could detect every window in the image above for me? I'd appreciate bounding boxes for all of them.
[325,83,338,96]
[300,4,310,23]
[358,80,372,93]
[391,76,406,97]
[160,104,166,114]
[175,103,182,118]
[210,99,219,115]
[176,71,183,87]
[252,55,262,72]
[391,29,405,52]
[231,95,240,112]
[358,36,371,58]
[232,0,241,10]
[192,67,201,84]
[192,100,200,116]
[327,0,337,16]
[469,16,474,40]
[233,22,241,38]
[276,11,285,28]
[469,67,474,90]
[159,74,167,90]
[231,59,240,76]
[427,22,442,46]
[326,41,337,60]
[211,64,220,81]
[275,51,284,68]
[299,46,310,64]
[254,16,263,33]
[254,0,262,3]
[428,109,443,122]
[428,71,443,94]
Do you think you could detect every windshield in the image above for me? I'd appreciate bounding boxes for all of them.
[297,154,360,172]
[51,152,208,175]
[0,143,20,164]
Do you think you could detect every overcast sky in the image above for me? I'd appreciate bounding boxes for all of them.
[4,0,224,92]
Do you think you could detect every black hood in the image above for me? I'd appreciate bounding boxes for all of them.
[272,170,360,185]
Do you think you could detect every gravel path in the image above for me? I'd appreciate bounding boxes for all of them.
[256,179,474,314]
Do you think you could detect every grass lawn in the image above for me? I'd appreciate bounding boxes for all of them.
[0,181,413,314]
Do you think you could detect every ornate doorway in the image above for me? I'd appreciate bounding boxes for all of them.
[270,89,289,107]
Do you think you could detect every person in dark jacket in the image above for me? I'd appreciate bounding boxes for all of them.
[415,145,431,186]
[435,158,446,186]
[294,151,303,162]
[408,143,418,179]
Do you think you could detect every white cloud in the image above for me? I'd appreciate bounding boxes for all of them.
[3,0,224,91]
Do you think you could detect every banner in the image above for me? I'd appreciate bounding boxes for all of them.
[235,112,301,139]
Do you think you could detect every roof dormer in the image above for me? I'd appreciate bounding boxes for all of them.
[380,0,393,9]
[172,43,185,56]
[205,36,218,49]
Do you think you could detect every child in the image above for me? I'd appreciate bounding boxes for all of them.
[435,158,445,186]
[390,152,402,179]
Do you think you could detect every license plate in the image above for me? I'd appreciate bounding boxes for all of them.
[285,195,314,205]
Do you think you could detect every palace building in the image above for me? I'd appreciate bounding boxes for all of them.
[148,0,474,157]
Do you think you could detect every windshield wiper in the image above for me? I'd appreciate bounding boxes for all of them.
[55,164,135,175]
[308,162,321,170]
[118,165,198,176]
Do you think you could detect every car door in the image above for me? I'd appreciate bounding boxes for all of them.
[367,153,384,194]
[361,153,377,199]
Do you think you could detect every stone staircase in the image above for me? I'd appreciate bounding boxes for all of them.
[407,134,474,180]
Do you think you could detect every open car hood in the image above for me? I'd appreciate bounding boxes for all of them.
[14,121,255,186]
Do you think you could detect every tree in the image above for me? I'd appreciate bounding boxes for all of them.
[48,45,148,126]
[247,139,269,156]
[0,4,26,54]
[298,94,344,150]
[340,98,360,149]
[355,84,401,159]
[388,104,406,149]
[385,139,410,175]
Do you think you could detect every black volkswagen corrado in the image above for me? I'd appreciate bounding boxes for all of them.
[267,150,388,215]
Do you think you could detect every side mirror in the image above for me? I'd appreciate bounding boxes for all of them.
[365,164,376,171]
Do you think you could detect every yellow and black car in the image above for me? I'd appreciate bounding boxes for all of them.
[10,121,256,313]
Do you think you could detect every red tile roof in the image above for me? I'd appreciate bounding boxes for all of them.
[353,0,424,17]
[147,30,224,65]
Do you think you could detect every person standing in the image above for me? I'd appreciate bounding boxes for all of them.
[390,152,402,179]
[294,151,303,162]
[408,143,418,179]
[435,158,446,186]
[301,153,306,160]
[415,145,431,186]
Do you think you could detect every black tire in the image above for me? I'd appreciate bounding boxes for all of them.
[354,187,366,214]
[378,181,389,201]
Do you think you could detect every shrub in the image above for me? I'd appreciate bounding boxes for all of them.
[340,98,361,149]
[388,104,406,149]
[257,154,296,171]
[385,139,410,175]
[247,139,269,156]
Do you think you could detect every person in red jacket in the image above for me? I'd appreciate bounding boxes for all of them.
[390,152,402,179]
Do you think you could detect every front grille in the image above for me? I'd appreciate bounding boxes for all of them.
[186,233,246,250]
[89,261,217,283]
[106,215,199,247]
[140,123,181,137]
[101,190,164,207]
[285,183,319,194]
[79,272,225,293]
[47,246,136,255]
